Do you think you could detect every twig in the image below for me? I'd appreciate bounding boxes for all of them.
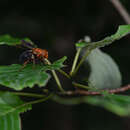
[61,84,130,96]
[110,0,130,24]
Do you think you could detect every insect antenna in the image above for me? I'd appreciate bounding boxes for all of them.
[20,40,34,49]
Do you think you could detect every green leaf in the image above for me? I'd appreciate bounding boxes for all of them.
[50,56,67,69]
[52,95,86,105]
[86,94,130,116]
[0,57,67,90]
[0,35,33,46]
[76,36,91,48]
[0,64,50,90]
[0,113,21,130]
[41,56,67,71]
[76,41,88,48]
[87,48,122,89]
[0,92,31,130]
[0,92,31,116]
[77,25,130,49]
[53,93,130,116]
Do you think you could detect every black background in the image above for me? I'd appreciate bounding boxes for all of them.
[0,0,130,130]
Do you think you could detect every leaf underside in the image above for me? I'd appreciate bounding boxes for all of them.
[86,49,122,89]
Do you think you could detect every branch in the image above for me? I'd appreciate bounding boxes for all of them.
[61,84,130,96]
[110,0,130,24]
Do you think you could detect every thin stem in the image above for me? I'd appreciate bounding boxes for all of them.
[58,69,71,79]
[70,48,81,76]
[62,84,130,96]
[3,94,54,116]
[52,70,65,92]
[23,93,53,106]
[72,82,91,90]
[44,59,65,92]
[110,0,130,24]
[11,92,45,98]
[72,49,91,76]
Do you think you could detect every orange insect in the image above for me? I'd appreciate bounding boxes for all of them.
[19,40,48,67]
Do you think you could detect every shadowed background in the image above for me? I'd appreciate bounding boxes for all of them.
[0,0,130,130]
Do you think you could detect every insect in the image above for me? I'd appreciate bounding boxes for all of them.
[19,40,48,68]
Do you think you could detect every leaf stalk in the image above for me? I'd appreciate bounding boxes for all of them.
[70,48,82,76]
[44,59,65,92]
[72,82,91,90]
[72,49,91,76]
[11,91,45,98]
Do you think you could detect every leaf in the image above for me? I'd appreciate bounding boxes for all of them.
[0,35,33,46]
[0,92,31,130]
[76,25,130,49]
[76,41,88,48]
[76,36,91,48]
[0,64,51,90]
[52,94,86,105]
[0,92,31,116]
[87,48,122,89]
[0,57,67,90]
[50,56,67,69]
[41,56,67,71]
[0,113,21,130]
[86,94,130,116]
[52,93,130,116]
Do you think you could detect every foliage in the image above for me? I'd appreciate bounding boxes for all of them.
[0,92,31,130]
[0,35,32,46]
[0,56,66,90]
[52,93,130,116]
[0,25,130,129]
[76,25,130,49]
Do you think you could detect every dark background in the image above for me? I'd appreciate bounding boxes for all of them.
[0,0,130,130]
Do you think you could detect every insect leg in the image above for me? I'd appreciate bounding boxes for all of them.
[41,58,47,65]
[19,60,30,71]
[23,60,30,68]
[32,54,36,69]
